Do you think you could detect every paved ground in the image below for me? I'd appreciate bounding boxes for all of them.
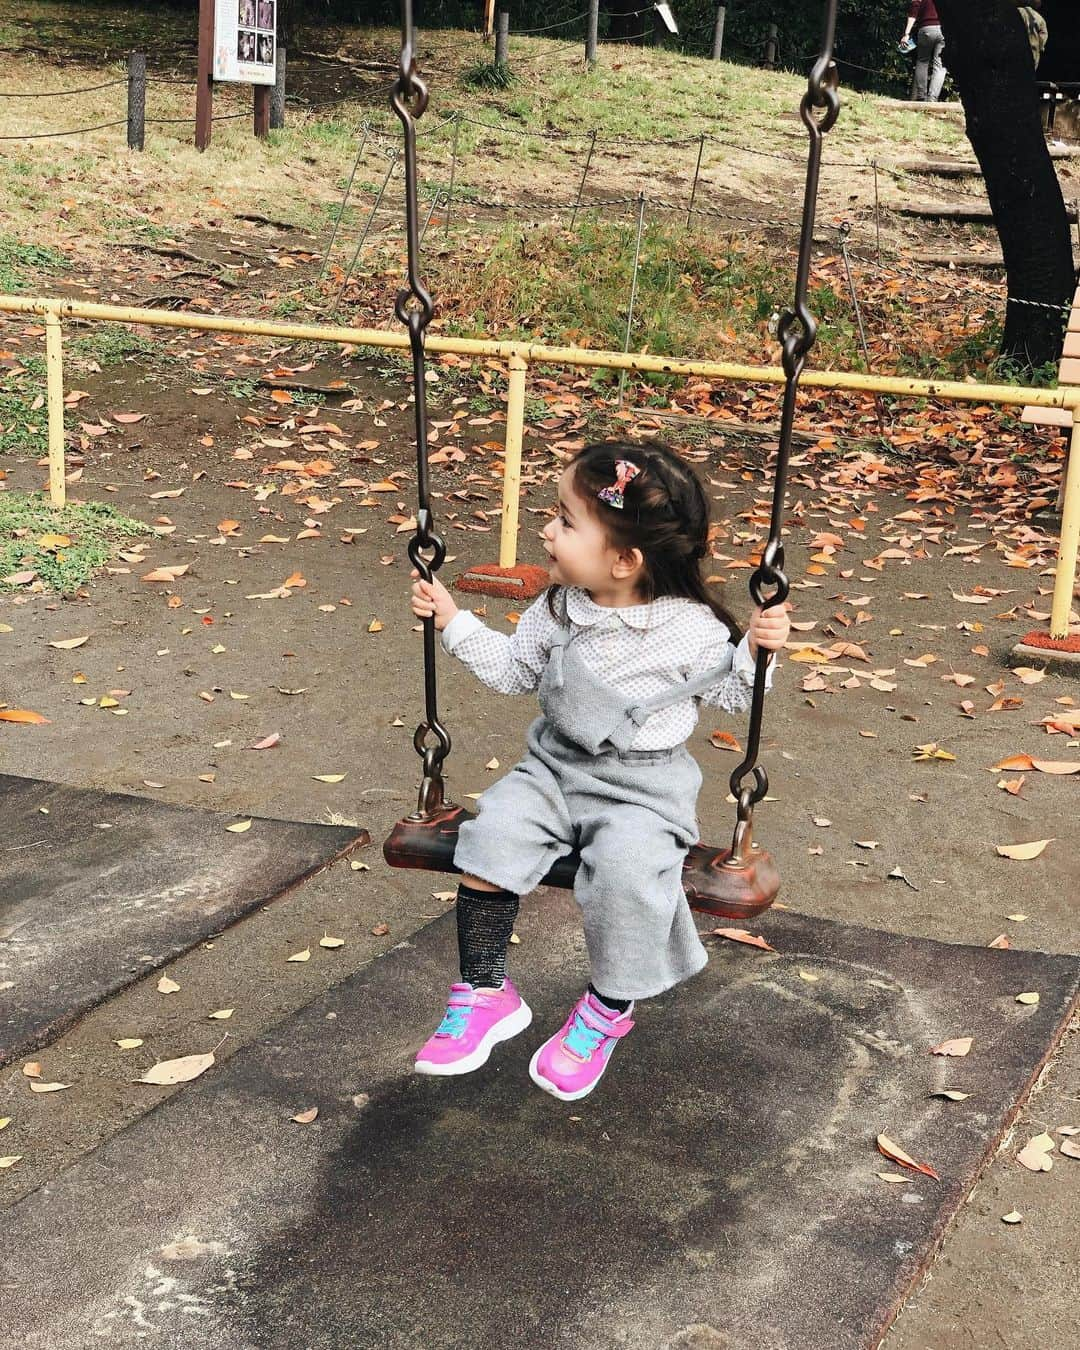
[0,896,1077,1349]
[1,343,1078,1346]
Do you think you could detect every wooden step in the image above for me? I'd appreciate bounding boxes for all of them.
[883,99,965,114]
[896,160,982,178]
[912,252,1003,268]
[1060,356,1080,384]
[899,202,1079,224]
[1064,331,1080,358]
[1021,405,1074,428]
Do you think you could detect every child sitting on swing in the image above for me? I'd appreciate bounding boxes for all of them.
[409,441,789,1101]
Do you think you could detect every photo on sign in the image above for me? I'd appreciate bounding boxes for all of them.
[257,0,274,31]
[238,29,256,61]
[239,0,255,25]
[257,32,274,64]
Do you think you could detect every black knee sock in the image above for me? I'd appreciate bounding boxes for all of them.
[588,983,632,1015]
[456,882,519,988]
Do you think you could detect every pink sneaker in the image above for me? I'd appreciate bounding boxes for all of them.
[414,979,532,1076]
[528,990,634,1101]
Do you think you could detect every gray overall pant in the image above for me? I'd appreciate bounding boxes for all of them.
[454,613,721,1000]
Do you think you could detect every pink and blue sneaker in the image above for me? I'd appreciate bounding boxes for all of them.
[529,990,635,1101]
[414,979,532,1076]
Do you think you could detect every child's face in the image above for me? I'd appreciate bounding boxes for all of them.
[542,466,626,593]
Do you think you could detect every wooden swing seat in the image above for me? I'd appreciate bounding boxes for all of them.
[384,803,779,923]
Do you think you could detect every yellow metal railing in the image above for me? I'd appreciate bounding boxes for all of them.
[1,293,1078,641]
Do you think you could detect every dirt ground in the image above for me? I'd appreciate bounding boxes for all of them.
[1,244,1079,1344]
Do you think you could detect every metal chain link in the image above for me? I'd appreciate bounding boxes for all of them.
[393,0,452,817]
[728,2,840,822]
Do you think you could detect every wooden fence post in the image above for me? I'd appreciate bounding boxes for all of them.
[127,52,145,151]
[270,46,286,129]
[586,0,599,67]
[195,0,214,151]
[712,6,726,60]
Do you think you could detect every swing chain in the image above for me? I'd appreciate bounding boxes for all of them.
[393,0,452,815]
[728,1,839,823]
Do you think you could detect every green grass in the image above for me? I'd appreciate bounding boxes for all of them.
[0,236,67,293]
[0,492,150,595]
[463,60,516,91]
[70,328,159,367]
[0,387,47,456]
[439,215,864,370]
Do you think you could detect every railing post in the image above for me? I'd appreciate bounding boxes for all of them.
[1049,413,1080,640]
[586,0,600,68]
[495,11,509,67]
[270,46,287,129]
[127,52,145,151]
[499,353,528,569]
[44,312,66,509]
[712,6,726,60]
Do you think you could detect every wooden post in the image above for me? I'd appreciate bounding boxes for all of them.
[495,11,509,66]
[127,51,145,151]
[195,0,214,151]
[44,312,66,509]
[712,6,726,60]
[483,0,495,40]
[764,23,779,69]
[499,354,528,568]
[270,46,286,130]
[254,84,270,138]
[586,0,599,68]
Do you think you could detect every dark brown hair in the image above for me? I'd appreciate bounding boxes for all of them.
[548,439,741,640]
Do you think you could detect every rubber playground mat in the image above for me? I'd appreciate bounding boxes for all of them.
[0,772,369,1067]
[2,889,1076,1349]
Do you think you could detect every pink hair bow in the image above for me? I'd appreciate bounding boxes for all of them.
[597,458,641,509]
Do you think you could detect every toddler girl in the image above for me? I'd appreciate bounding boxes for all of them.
[409,441,789,1101]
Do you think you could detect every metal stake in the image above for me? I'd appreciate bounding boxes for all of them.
[444,113,461,236]
[837,221,885,435]
[687,133,705,227]
[319,126,370,280]
[617,192,647,407]
[571,130,597,229]
[333,150,397,313]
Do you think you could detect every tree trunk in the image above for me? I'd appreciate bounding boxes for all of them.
[936,0,1075,371]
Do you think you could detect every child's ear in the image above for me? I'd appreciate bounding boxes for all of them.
[611,547,645,581]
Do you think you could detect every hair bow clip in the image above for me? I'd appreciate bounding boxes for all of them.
[597,458,641,510]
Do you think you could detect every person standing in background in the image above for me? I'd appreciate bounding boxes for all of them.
[1016,0,1048,68]
[900,0,946,101]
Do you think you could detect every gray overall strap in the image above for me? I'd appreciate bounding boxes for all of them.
[630,658,744,719]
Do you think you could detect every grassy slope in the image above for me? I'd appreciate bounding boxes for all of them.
[0,6,967,257]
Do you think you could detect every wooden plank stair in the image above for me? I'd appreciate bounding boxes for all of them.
[1021,285,1080,431]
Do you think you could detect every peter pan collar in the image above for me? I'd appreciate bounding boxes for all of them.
[565,587,691,631]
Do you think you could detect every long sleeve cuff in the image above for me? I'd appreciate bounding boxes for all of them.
[733,633,775,690]
[441,608,486,654]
